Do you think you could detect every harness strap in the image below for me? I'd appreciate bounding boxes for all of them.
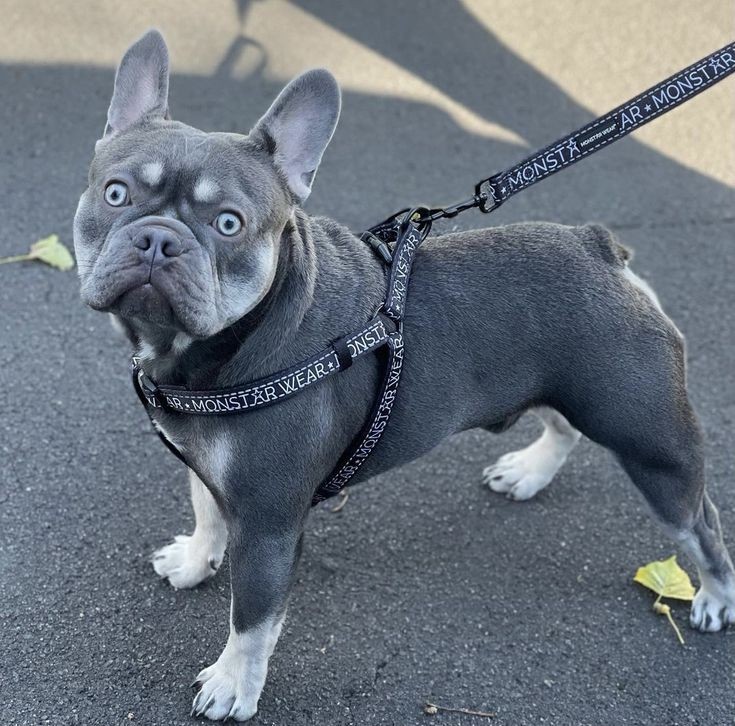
[312,215,425,503]
[132,313,395,416]
[312,329,403,504]
[131,359,188,467]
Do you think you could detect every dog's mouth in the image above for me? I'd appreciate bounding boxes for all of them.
[83,264,175,319]
[82,264,216,338]
[115,282,176,326]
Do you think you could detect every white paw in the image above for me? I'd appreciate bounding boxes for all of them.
[191,617,282,722]
[192,654,260,722]
[483,440,565,501]
[152,534,223,589]
[690,585,735,632]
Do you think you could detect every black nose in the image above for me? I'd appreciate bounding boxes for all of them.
[133,226,183,258]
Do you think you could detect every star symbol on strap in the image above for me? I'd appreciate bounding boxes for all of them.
[501,186,507,193]
[644,103,652,112]
[328,361,335,370]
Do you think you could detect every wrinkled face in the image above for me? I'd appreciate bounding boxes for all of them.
[74,29,340,341]
[74,122,287,338]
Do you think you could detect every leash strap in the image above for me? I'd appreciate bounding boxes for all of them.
[476,42,735,212]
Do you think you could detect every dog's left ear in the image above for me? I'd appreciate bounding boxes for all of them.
[105,29,170,137]
[253,69,341,203]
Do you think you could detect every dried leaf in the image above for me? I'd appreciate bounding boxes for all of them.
[634,555,693,644]
[633,555,695,601]
[28,234,75,271]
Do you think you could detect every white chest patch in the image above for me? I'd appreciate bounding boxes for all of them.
[172,332,193,355]
[203,434,232,486]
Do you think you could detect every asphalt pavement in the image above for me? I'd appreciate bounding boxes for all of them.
[2,2,734,725]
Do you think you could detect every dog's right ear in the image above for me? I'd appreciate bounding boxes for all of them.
[252,69,341,203]
[104,29,170,137]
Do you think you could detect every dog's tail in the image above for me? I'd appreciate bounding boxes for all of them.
[582,223,667,314]
[578,223,632,266]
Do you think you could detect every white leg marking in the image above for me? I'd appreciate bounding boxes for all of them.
[690,577,735,632]
[152,470,228,589]
[192,612,284,721]
[677,532,735,632]
[483,407,581,500]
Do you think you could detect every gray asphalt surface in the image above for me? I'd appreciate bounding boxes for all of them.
[2,2,735,725]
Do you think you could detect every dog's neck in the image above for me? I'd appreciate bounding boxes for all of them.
[123,209,385,389]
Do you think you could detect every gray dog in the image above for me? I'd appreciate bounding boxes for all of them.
[74,30,735,721]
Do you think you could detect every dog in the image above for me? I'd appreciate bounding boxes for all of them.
[74,30,735,722]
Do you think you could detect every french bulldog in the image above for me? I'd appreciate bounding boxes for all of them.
[74,30,735,722]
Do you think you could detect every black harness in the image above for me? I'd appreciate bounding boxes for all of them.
[131,42,735,506]
[133,210,426,505]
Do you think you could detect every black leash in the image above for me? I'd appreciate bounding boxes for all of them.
[412,41,735,223]
[131,42,735,506]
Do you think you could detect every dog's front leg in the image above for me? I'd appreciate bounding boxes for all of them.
[153,470,228,589]
[191,515,302,722]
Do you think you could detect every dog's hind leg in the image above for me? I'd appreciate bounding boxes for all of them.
[152,470,228,589]
[601,419,735,632]
[677,493,735,631]
[565,331,735,632]
[483,407,581,500]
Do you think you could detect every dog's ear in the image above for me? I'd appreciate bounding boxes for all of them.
[253,69,341,203]
[105,29,169,137]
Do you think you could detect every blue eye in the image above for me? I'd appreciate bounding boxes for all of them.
[214,211,243,236]
[104,181,129,207]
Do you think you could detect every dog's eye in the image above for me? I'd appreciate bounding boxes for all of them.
[214,211,243,236]
[104,181,129,207]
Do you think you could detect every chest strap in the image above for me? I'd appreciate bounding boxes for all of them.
[133,313,395,415]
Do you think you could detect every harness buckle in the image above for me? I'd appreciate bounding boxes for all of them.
[131,357,162,408]
[138,371,162,408]
[361,231,393,265]
[377,311,399,335]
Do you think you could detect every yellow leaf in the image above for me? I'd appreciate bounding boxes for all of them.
[28,234,75,271]
[633,555,695,601]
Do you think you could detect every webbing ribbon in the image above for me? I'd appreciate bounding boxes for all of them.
[477,41,735,212]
